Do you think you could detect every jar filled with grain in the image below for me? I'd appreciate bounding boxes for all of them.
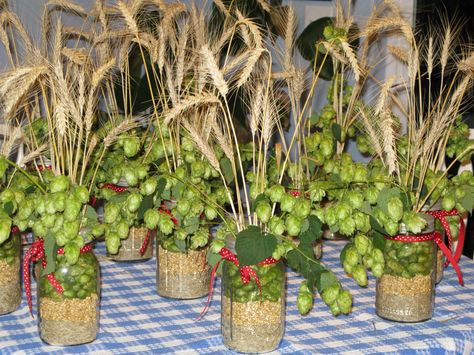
[156,243,211,299]
[38,250,100,345]
[108,227,154,261]
[0,232,21,315]
[221,260,285,353]
[375,216,436,322]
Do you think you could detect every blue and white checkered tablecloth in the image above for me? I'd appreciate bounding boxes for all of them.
[1,241,473,355]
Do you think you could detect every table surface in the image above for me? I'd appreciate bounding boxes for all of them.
[1,241,473,355]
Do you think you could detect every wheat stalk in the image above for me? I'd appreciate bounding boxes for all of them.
[163,93,221,125]
[200,45,228,96]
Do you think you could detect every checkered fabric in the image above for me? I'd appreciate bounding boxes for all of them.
[1,241,473,354]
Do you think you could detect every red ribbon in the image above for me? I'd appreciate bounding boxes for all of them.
[102,183,128,193]
[426,209,465,268]
[386,231,463,286]
[139,229,152,255]
[23,239,93,316]
[10,226,20,234]
[198,247,279,319]
[158,204,179,226]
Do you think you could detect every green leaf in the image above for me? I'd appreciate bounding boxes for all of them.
[85,205,98,222]
[109,194,128,204]
[171,182,184,200]
[235,226,277,266]
[184,216,200,234]
[331,123,342,142]
[376,187,401,215]
[42,232,57,276]
[174,239,187,253]
[296,17,334,80]
[206,249,223,274]
[250,193,269,213]
[161,188,171,200]
[3,201,13,216]
[299,215,323,246]
[357,201,372,215]
[137,194,153,220]
[316,270,339,291]
[156,177,167,197]
[220,157,234,184]
[460,185,474,212]
[372,231,386,251]
[370,216,386,235]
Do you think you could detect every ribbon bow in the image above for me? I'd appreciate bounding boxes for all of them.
[426,209,465,268]
[386,231,463,286]
[198,247,279,319]
[23,239,93,316]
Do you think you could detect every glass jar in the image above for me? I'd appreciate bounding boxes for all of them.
[375,217,436,322]
[156,244,211,299]
[0,232,21,315]
[109,227,154,261]
[221,260,285,353]
[434,218,445,284]
[38,250,100,345]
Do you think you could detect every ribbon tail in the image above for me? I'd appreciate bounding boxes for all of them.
[435,236,464,286]
[197,260,221,320]
[22,247,34,316]
[139,229,151,256]
[453,217,466,264]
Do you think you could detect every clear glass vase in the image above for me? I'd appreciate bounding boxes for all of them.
[434,218,445,284]
[221,260,285,353]
[38,250,100,345]
[375,218,436,322]
[156,244,210,299]
[0,232,21,315]
[109,227,154,261]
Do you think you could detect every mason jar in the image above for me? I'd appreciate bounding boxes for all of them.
[434,219,445,284]
[0,232,21,315]
[221,260,285,353]
[375,216,436,322]
[156,244,211,299]
[38,250,100,345]
[109,227,154,261]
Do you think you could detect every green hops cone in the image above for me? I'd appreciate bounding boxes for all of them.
[387,197,404,222]
[297,281,313,315]
[50,175,70,193]
[256,202,272,223]
[144,209,160,230]
[354,234,372,256]
[336,289,352,314]
[267,184,285,203]
[104,202,121,224]
[321,284,340,305]
[352,265,368,287]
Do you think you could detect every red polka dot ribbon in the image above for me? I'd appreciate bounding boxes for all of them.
[10,226,20,234]
[386,231,463,286]
[23,239,94,316]
[102,183,128,193]
[198,247,279,319]
[139,229,153,255]
[426,209,466,269]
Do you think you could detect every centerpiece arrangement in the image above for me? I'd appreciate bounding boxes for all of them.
[0,1,136,344]
[310,3,474,322]
[0,0,472,351]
